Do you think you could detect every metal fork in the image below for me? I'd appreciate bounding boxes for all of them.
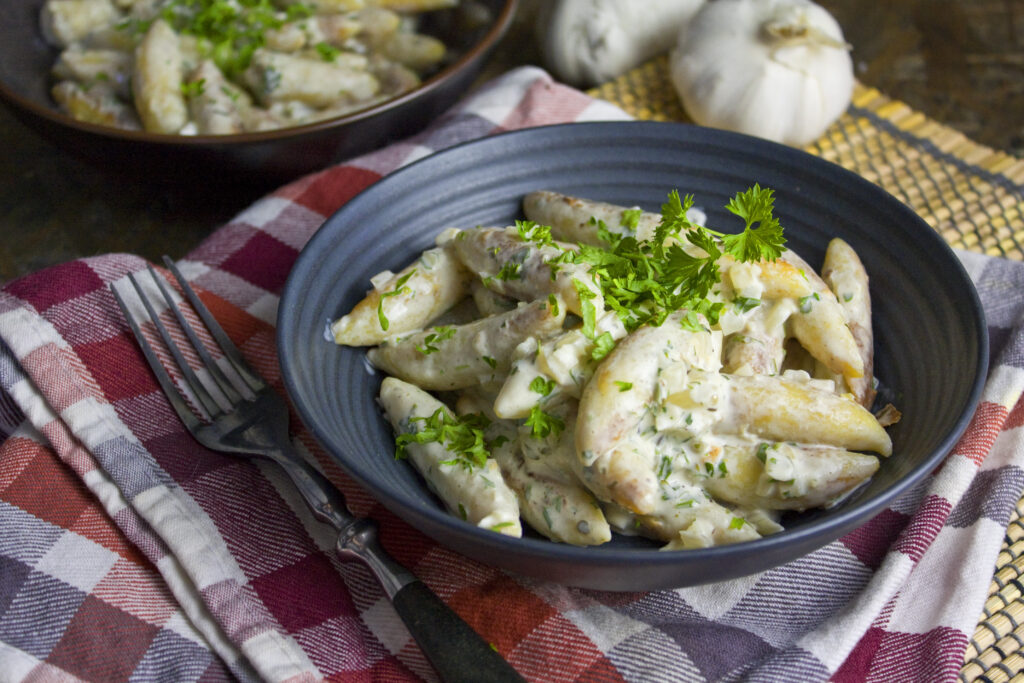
[112,257,523,683]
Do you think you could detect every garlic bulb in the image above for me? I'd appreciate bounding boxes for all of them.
[538,0,705,87]
[669,0,854,147]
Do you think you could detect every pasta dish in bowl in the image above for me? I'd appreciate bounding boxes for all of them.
[277,121,987,590]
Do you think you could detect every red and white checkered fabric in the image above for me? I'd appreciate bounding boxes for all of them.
[2,67,1023,682]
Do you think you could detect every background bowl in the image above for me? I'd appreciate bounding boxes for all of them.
[278,121,988,591]
[0,0,516,186]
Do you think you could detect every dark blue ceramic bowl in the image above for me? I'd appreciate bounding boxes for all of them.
[278,121,987,591]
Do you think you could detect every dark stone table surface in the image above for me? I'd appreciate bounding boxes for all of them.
[2,0,1020,284]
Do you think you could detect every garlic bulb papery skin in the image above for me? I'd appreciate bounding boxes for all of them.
[669,0,854,147]
[539,0,705,88]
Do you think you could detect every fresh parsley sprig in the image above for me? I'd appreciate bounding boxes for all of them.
[722,184,786,262]
[569,185,786,333]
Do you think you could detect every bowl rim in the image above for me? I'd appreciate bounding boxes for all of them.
[0,0,518,146]
[278,120,990,569]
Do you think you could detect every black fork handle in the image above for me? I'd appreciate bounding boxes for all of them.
[392,580,526,683]
[275,453,525,683]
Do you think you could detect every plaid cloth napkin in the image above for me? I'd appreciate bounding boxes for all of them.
[2,66,1023,683]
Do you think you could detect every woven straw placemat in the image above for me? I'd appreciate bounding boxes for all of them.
[588,55,1024,682]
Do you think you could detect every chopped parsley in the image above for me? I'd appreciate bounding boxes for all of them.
[620,208,643,231]
[590,332,616,362]
[314,41,341,62]
[733,296,761,313]
[377,269,416,331]
[140,0,315,75]
[547,293,560,317]
[614,380,633,392]
[529,376,556,396]
[496,257,524,281]
[414,326,455,355]
[180,78,205,97]
[573,278,599,337]
[525,405,564,439]
[516,220,555,247]
[395,408,491,471]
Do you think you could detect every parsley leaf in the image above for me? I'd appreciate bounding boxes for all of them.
[547,293,560,317]
[590,331,616,362]
[414,325,455,355]
[733,296,761,313]
[620,208,643,231]
[180,78,206,97]
[315,41,340,62]
[529,376,556,396]
[573,278,599,338]
[496,261,522,281]
[516,220,555,247]
[722,184,786,262]
[525,405,564,439]
[376,269,416,331]
[396,408,491,470]
[495,247,529,281]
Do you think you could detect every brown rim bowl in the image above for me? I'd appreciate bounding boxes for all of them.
[0,0,518,187]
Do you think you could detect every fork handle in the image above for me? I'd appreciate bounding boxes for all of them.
[337,519,524,682]
[391,580,526,683]
[273,454,524,682]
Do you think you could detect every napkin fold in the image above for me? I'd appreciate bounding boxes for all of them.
[1,66,1023,683]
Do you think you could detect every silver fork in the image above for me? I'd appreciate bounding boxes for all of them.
[112,257,524,683]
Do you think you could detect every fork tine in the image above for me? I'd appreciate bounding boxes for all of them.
[162,256,266,394]
[125,271,223,419]
[146,265,245,406]
[111,282,204,433]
